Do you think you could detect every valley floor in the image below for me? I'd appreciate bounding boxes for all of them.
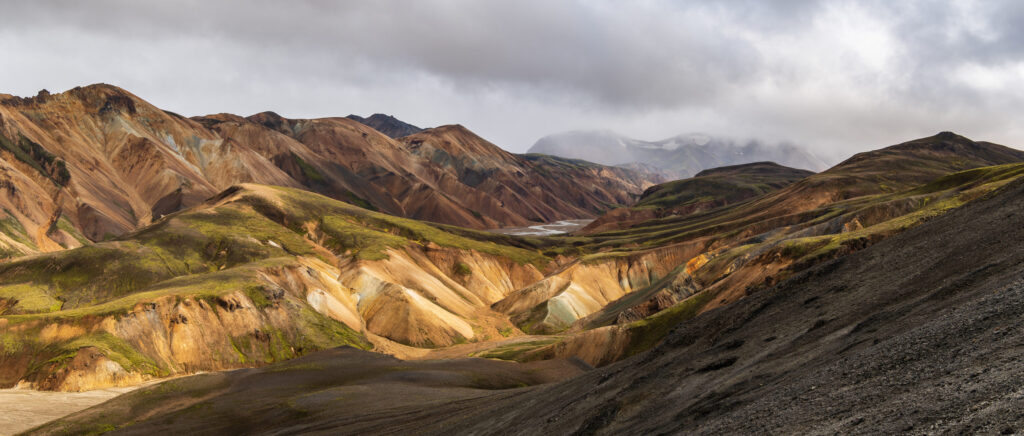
[0,386,140,435]
[488,219,593,236]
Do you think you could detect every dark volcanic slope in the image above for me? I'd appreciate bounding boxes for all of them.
[423,172,1024,434]
[36,163,1024,434]
[346,113,423,138]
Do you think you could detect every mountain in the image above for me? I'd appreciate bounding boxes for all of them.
[5,131,1022,395]
[33,175,1024,434]
[0,84,659,259]
[528,130,830,178]
[582,162,815,233]
[345,113,423,138]
[4,88,1024,434]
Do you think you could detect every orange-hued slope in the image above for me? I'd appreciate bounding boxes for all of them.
[0,84,660,257]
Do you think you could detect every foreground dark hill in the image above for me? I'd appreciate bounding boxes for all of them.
[25,348,588,436]
[41,159,1024,435]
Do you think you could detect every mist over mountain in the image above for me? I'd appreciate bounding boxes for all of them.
[529,130,830,178]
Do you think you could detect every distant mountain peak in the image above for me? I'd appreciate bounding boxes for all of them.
[529,130,829,178]
[346,113,423,139]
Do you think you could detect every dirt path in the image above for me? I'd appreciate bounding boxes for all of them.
[0,386,139,435]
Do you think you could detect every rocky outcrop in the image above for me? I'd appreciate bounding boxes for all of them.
[493,242,704,333]
[0,258,372,392]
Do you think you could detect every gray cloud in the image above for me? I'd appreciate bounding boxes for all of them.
[1,0,1022,156]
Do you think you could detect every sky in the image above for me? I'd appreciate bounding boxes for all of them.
[1,0,1023,158]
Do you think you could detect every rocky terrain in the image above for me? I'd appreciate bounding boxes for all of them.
[529,130,830,178]
[30,173,1024,434]
[0,84,659,261]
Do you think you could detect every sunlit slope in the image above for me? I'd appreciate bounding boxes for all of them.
[0,184,561,391]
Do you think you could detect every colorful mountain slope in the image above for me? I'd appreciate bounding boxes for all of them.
[0,84,659,260]
[0,183,571,391]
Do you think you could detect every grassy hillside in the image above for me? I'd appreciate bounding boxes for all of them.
[0,184,563,390]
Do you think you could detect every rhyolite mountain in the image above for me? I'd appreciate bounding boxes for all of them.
[529,129,830,178]
[0,84,660,259]
[345,113,423,138]
[25,138,1024,435]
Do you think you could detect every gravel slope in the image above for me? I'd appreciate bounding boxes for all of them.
[418,172,1024,435]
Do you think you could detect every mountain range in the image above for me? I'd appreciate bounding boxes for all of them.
[529,129,831,178]
[4,85,1024,435]
[0,85,660,261]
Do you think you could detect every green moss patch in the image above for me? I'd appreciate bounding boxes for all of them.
[0,283,62,313]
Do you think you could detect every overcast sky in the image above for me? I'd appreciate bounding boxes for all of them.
[1,0,1022,157]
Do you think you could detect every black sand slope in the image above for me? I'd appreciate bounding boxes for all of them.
[420,173,1024,435]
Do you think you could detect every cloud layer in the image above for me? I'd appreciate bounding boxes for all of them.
[1,0,1022,156]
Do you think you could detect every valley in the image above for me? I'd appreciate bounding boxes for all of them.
[6,1,1024,434]
[2,86,1024,434]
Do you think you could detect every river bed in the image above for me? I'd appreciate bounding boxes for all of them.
[489,219,593,236]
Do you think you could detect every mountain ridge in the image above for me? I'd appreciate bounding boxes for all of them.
[346,113,424,138]
[0,83,659,260]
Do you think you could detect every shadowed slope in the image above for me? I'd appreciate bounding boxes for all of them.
[24,347,589,436]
